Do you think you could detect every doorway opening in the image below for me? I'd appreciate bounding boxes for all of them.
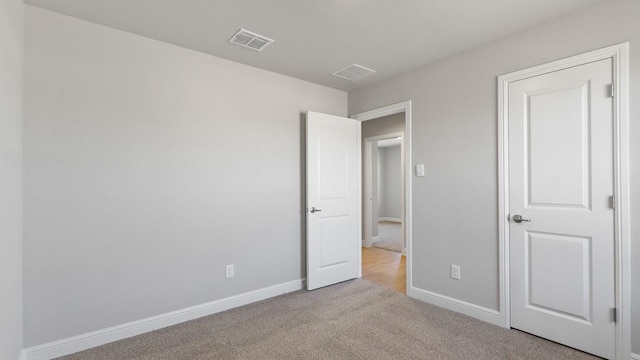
[352,102,411,294]
[364,134,404,254]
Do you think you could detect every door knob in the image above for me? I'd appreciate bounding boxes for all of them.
[310,207,322,213]
[512,214,531,223]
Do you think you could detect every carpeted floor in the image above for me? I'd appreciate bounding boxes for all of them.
[372,221,403,253]
[57,279,599,360]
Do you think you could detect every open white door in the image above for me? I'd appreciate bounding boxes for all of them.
[306,111,359,290]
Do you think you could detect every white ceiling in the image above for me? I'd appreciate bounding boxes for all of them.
[24,0,610,91]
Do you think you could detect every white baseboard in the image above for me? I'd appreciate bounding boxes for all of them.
[630,352,640,360]
[378,217,401,223]
[363,235,380,247]
[408,285,503,327]
[23,279,305,360]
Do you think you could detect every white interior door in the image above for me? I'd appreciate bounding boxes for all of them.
[508,58,615,359]
[306,111,359,290]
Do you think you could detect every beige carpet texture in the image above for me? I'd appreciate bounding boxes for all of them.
[372,221,403,253]
[57,279,598,360]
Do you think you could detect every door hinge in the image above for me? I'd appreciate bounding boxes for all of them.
[610,82,615,98]
[611,308,617,323]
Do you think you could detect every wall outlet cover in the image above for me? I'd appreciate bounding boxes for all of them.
[450,264,461,280]
[225,264,234,278]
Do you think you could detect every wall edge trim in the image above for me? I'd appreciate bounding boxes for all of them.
[408,285,502,327]
[23,278,305,360]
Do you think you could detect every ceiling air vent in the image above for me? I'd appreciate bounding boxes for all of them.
[331,64,376,81]
[229,29,274,52]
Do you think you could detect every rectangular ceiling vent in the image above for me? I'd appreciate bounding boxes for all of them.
[331,63,376,81]
[229,29,274,52]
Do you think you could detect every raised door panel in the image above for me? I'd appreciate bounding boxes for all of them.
[527,84,590,209]
[526,232,591,322]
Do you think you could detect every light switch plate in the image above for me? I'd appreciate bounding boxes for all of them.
[416,164,425,177]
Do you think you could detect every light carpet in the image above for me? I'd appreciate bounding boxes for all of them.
[57,279,598,360]
[372,221,403,253]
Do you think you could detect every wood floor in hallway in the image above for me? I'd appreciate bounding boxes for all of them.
[362,246,406,293]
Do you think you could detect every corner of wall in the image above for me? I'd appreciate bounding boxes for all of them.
[407,286,503,327]
[0,0,25,359]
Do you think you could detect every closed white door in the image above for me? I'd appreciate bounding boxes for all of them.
[508,58,615,359]
[306,111,359,290]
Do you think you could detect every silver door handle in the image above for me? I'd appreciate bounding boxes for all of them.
[310,207,322,213]
[512,214,531,223]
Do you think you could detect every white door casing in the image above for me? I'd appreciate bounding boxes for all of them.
[363,137,379,248]
[363,132,404,249]
[509,58,614,358]
[498,43,631,360]
[352,100,413,291]
[306,111,360,291]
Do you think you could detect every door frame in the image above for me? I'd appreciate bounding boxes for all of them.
[363,132,405,251]
[497,43,630,359]
[351,101,412,283]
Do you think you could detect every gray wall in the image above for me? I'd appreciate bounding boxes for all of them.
[379,145,402,219]
[349,0,639,353]
[0,0,24,358]
[23,6,347,346]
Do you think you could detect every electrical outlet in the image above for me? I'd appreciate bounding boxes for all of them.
[225,264,234,278]
[450,264,461,280]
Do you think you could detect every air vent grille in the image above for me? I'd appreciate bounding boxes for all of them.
[331,64,376,81]
[229,29,274,52]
